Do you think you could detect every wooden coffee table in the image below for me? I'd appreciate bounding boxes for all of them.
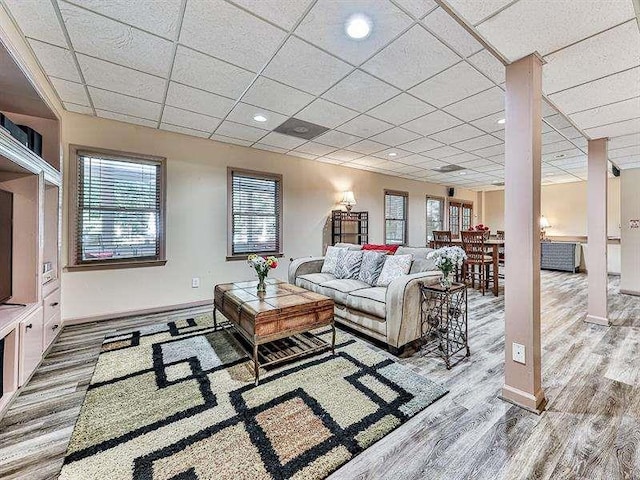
[213,279,335,385]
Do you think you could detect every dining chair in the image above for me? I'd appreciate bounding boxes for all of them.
[432,230,452,248]
[461,230,495,296]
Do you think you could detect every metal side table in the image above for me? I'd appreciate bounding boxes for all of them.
[418,282,469,369]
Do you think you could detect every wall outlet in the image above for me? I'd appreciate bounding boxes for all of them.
[191,277,200,288]
[512,342,526,364]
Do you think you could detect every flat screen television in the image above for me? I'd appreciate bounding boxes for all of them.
[0,189,13,304]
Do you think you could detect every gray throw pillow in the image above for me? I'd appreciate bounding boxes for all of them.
[321,246,346,275]
[357,251,387,285]
[376,254,412,287]
[334,250,364,279]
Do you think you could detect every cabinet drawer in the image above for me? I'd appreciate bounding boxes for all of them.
[19,306,44,386]
[43,289,61,322]
[44,313,61,352]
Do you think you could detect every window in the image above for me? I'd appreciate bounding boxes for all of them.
[384,190,408,245]
[69,146,166,269]
[228,168,282,259]
[448,200,473,238]
[426,196,445,242]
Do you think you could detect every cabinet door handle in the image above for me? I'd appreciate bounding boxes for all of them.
[50,302,59,307]
[26,323,33,329]
[52,324,59,330]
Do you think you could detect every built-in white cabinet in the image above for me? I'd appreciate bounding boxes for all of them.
[18,306,43,385]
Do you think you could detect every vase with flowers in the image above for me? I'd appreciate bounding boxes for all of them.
[427,246,467,289]
[469,223,491,240]
[247,254,278,293]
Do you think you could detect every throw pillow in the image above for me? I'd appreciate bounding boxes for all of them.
[321,246,346,275]
[396,246,437,273]
[362,243,400,254]
[376,254,412,287]
[334,250,364,279]
[358,250,387,285]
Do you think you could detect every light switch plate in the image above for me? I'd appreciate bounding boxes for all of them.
[512,342,525,364]
[192,277,200,288]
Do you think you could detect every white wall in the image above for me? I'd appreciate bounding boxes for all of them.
[60,113,476,321]
[620,168,640,295]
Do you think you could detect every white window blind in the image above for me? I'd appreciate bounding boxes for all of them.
[231,171,281,255]
[76,153,162,264]
[384,191,408,245]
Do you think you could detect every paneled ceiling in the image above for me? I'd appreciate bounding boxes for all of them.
[2,0,638,190]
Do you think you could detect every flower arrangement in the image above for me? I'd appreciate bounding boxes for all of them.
[427,246,467,289]
[469,224,491,239]
[247,254,278,293]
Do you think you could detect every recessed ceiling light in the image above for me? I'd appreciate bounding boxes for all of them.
[459,171,467,175]
[293,126,309,133]
[253,114,267,122]
[345,14,371,40]
[497,118,506,125]
[388,152,397,157]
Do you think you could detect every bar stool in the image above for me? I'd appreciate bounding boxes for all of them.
[461,230,496,296]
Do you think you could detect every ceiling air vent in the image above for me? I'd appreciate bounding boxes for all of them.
[432,164,466,173]
[273,118,329,140]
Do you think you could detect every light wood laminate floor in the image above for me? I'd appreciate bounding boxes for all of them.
[1,271,639,479]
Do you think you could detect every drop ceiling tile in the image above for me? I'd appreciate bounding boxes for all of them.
[369,127,420,146]
[394,0,437,18]
[64,102,93,115]
[166,82,235,118]
[367,93,435,125]
[458,158,496,169]
[89,87,161,120]
[403,110,462,136]
[398,154,434,166]
[609,132,640,150]
[211,134,253,146]
[389,164,423,174]
[477,0,635,62]
[162,105,221,132]
[558,126,584,140]
[422,7,483,58]
[429,124,484,144]
[541,131,566,145]
[215,120,267,142]
[322,70,400,112]
[467,49,505,84]
[77,54,166,102]
[409,62,494,108]
[49,77,89,105]
[260,132,307,149]
[316,156,345,165]
[227,102,288,130]
[160,123,210,138]
[349,156,387,167]
[4,0,66,46]
[326,149,365,162]
[28,40,81,82]
[488,154,504,163]
[473,143,504,158]
[59,2,173,76]
[585,118,640,139]
[372,148,413,160]
[297,98,359,129]
[96,109,158,127]
[542,141,578,156]
[289,151,318,160]
[544,113,572,130]
[441,152,478,164]
[470,111,505,133]
[180,0,286,72]
[473,162,503,172]
[549,67,640,115]
[570,97,640,130]
[452,134,501,151]
[314,130,361,148]
[254,143,288,154]
[338,115,392,137]
[263,37,352,95]
[346,139,387,155]
[493,130,505,140]
[293,142,337,156]
[543,21,640,94]
[294,0,413,65]
[241,76,314,116]
[609,145,640,159]
[231,0,313,30]
[362,25,460,90]
[444,86,504,121]
[399,136,444,153]
[423,145,464,159]
[70,0,183,39]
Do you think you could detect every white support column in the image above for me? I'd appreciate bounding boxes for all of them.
[586,138,609,326]
[501,53,546,414]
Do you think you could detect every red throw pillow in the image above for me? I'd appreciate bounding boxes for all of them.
[362,244,400,254]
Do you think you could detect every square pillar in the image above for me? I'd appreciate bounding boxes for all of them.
[586,138,609,325]
[501,53,546,414]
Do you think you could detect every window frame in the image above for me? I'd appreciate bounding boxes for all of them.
[67,145,167,271]
[448,199,473,239]
[227,167,283,261]
[383,189,409,246]
[426,195,445,243]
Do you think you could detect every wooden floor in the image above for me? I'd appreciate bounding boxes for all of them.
[1,271,639,479]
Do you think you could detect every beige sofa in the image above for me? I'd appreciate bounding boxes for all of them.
[288,244,441,354]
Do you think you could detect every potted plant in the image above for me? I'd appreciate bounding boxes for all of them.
[247,254,278,293]
[427,246,467,289]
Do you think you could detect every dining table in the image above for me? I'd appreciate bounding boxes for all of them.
[447,238,504,297]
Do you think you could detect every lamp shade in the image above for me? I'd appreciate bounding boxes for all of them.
[539,215,550,229]
[340,191,356,206]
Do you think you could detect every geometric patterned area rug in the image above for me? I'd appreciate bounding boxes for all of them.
[59,313,447,480]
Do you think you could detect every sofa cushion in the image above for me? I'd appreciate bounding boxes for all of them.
[321,246,346,275]
[346,287,386,318]
[334,250,363,279]
[376,254,412,287]
[396,246,437,273]
[334,242,363,250]
[296,273,336,293]
[320,278,369,304]
[357,250,386,285]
